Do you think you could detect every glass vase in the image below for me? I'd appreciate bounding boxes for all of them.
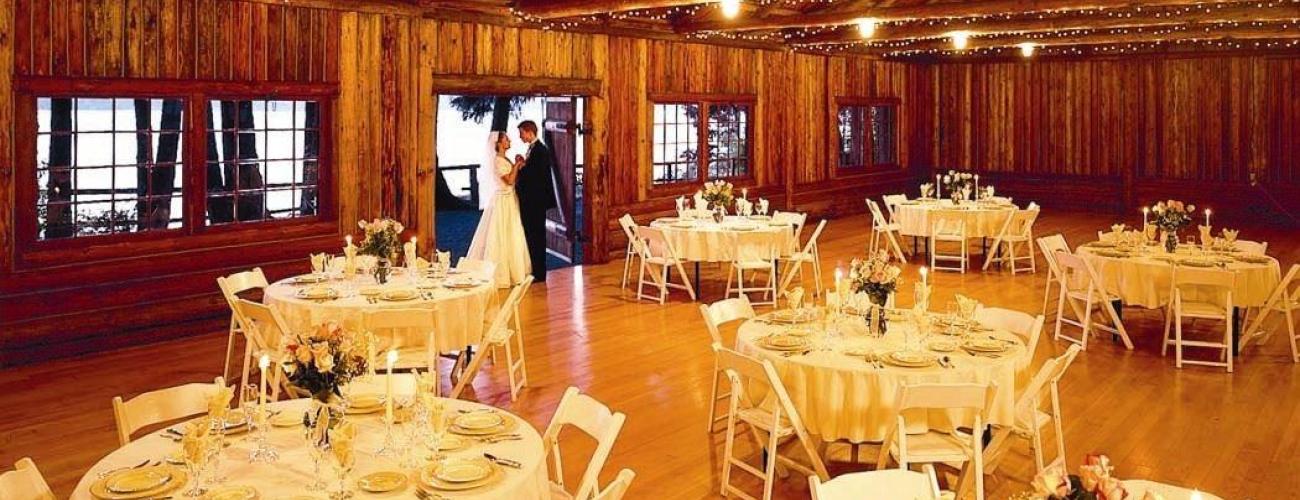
[1163,231,1178,253]
[373,258,391,284]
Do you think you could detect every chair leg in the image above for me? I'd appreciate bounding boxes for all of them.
[1162,307,1173,357]
[1225,318,1234,373]
[1031,424,1045,472]
[620,246,632,291]
[707,364,723,433]
[762,423,781,500]
[1287,308,1299,363]
[223,317,239,382]
[1175,313,1184,369]
[720,396,740,497]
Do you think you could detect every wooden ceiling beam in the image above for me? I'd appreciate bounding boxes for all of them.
[678,0,1250,32]
[851,22,1300,54]
[513,0,705,19]
[790,3,1300,45]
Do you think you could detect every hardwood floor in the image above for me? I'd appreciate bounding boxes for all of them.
[2,210,1298,499]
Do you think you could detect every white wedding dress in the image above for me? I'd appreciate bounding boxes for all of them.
[467,138,532,288]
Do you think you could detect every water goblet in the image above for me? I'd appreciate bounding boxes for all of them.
[303,413,329,491]
[329,446,356,500]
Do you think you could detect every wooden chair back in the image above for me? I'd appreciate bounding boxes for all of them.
[0,458,55,500]
[542,386,628,500]
[113,377,225,446]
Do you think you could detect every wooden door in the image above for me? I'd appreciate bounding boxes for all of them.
[543,97,580,263]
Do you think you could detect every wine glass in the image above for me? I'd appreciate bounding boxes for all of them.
[329,444,356,500]
[181,435,211,497]
[303,413,328,491]
[426,402,448,460]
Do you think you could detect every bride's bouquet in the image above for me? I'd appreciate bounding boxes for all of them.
[357,218,404,260]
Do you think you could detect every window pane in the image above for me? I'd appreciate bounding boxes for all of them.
[205,99,323,225]
[838,105,867,168]
[871,105,898,166]
[35,97,185,240]
[651,103,699,185]
[707,103,750,180]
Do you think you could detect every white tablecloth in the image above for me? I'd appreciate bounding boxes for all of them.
[1076,244,1281,309]
[895,200,1016,238]
[736,310,1026,443]
[264,271,497,355]
[649,216,797,263]
[72,397,549,500]
[1123,480,1223,500]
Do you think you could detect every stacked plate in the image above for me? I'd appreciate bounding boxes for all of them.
[90,465,187,499]
[344,394,384,415]
[760,335,809,352]
[1234,254,1272,264]
[296,286,338,300]
[883,351,936,368]
[963,338,1008,354]
[445,278,484,289]
[419,456,503,492]
[768,309,817,324]
[449,411,517,436]
[292,274,329,284]
[203,485,259,500]
[1179,259,1217,268]
[358,471,408,493]
[379,288,420,301]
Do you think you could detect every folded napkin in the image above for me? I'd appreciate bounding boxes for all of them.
[920,183,934,198]
[758,198,769,215]
[310,253,328,274]
[328,421,358,465]
[208,384,233,420]
[1110,223,1127,235]
[1198,225,1213,246]
[1143,224,1157,241]
[1222,228,1239,243]
[181,424,211,464]
[693,191,707,210]
[955,294,981,316]
[783,287,805,310]
[414,257,431,271]
[675,196,687,212]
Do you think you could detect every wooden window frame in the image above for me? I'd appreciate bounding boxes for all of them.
[12,77,338,267]
[648,93,756,197]
[834,97,901,178]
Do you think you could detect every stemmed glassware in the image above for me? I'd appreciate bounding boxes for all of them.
[181,432,212,497]
[303,411,328,491]
[426,401,448,461]
[329,442,356,500]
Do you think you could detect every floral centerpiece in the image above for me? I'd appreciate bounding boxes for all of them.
[701,180,735,211]
[282,322,369,406]
[942,169,975,200]
[357,218,405,283]
[848,249,903,331]
[1016,454,1138,500]
[1151,200,1195,253]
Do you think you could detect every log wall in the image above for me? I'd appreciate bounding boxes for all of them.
[929,56,1300,220]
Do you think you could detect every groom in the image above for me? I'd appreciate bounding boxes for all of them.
[513,120,557,283]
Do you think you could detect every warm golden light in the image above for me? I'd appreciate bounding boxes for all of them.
[720,0,741,18]
[950,31,970,50]
[856,17,877,39]
[1019,42,1036,57]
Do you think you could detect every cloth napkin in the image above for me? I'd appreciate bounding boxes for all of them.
[1198,225,1213,246]
[310,253,328,274]
[208,384,233,420]
[955,294,981,316]
[675,196,687,213]
[758,198,769,215]
[920,183,933,198]
[783,287,805,310]
[1143,224,1157,241]
[693,191,706,210]
[181,423,211,464]
[1222,228,1239,243]
[1110,223,1126,235]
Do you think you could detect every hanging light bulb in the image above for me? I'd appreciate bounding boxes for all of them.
[1019,42,1036,57]
[720,0,741,18]
[950,31,970,50]
[856,17,878,38]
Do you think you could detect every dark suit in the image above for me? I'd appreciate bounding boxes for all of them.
[516,140,557,282]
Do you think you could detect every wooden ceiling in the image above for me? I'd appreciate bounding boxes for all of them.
[487,0,1300,58]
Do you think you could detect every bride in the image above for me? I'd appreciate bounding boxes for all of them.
[467,131,532,288]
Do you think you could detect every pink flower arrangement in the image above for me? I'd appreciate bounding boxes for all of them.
[1021,454,1132,500]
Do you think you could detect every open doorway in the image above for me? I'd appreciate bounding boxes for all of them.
[434,95,585,269]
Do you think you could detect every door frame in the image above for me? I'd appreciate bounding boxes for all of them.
[430,74,609,265]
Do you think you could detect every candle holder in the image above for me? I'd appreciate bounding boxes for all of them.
[247,407,280,464]
[374,412,401,459]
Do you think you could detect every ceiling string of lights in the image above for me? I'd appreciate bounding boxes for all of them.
[509,0,1300,57]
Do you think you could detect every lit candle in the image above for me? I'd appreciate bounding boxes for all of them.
[935,174,941,197]
[1190,490,1203,500]
[1142,206,1149,226]
[920,266,928,286]
[385,349,397,424]
[1204,208,1211,227]
[345,234,354,249]
[974,174,979,194]
[742,188,748,200]
[258,354,270,424]
[834,268,843,294]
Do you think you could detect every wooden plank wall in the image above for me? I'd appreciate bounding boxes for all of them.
[929,56,1300,221]
[0,0,435,366]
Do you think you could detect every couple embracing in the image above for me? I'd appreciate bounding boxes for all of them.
[466,120,556,288]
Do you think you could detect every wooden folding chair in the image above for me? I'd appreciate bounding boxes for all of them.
[876,382,998,500]
[868,199,907,262]
[216,268,269,383]
[1052,253,1132,350]
[543,386,627,500]
[449,276,533,400]
[1035,235,1071,317]
[113,377,226,446]
[634,225,696,303]
[361,307,440,393]
[618,214,643,292]
[984,208,1039,274]
[778,220,827,298]
[716,345,828,500]
[1163,266,1235,372]
[699,298,757,433]
[726,231,779,307]
[0,458,55,500]
[1240,264,1300,362]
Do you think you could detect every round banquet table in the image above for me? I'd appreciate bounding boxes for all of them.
[264,269,497,355]
[1076,243,1281,309]
[894,199,1017,239]
[649,216,798,263]
[1122,480,1223,500]
[72,395,548,500]
[735,309,1027,443]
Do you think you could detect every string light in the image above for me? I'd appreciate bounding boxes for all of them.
[950,31,970,49]
[720,0,742,19]
[1019,42,1036,57]
[856,17,878,38]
